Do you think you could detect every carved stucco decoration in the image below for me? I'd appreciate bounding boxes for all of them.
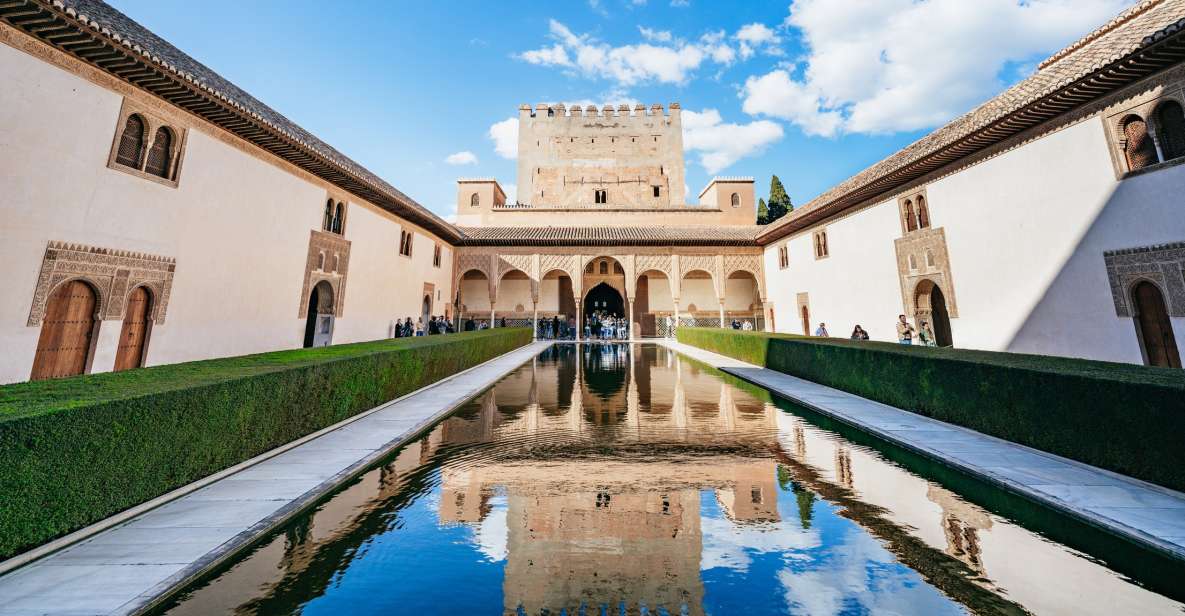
[497,254,538,302]
[894,227,958,319]
[679,254,722,299]
[298,230,351,318]
[539,253,580,281]
[27,241,176,326]
[724,253,765,299]
[1104,242,1185,317]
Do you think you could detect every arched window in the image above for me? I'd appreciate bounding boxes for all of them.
[332,202,344,234]
[1123,115,1159,171]
[904,199,918,232]
[908,254,918,271]
[599,261,608,275]
[317,252,325,270]
[925,249,935,268]
[917,196,930,228]
[333,253,340,273]
[594,189,607,204]
[144,126,174,178]
[115,114,146,168]
[323,200,334,231]
[470,193,480,207]
[730,193,740,208]
[1156,101,1185,161]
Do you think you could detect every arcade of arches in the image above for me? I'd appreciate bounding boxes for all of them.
[454,250,767,338]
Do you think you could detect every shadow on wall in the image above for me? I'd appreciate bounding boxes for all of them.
[1004,165,1185,365]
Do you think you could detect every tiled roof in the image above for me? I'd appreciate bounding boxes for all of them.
[756,0,1185,245]
[458,226,762,246]
[1,0,459,241]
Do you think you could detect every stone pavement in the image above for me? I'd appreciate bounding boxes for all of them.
[661,339,1185,561]
[0,341,552,616]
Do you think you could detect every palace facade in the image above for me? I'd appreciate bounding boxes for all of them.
[1,0,1184,384]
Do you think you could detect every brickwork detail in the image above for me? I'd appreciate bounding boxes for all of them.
[1104,242,1185,316]
[298,230,350,318]
[27,241,176,326]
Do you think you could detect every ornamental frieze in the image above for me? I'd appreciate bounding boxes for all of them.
[27,241,176,326]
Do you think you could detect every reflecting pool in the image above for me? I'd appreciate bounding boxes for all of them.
[161,344,1184,615]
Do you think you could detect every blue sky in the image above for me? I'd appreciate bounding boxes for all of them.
[107,0,1133,220]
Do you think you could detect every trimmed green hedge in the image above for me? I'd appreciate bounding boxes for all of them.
[677,328,1185,491]
[0,328,531,560]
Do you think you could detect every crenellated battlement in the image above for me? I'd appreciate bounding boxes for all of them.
[520,102,680,119]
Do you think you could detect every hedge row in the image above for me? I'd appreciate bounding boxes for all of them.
[677,328,1185,491]
[0,328,532,560]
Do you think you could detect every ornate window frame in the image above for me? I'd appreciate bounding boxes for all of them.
[106,98,188,188]
[897,187,931,235]
[1102,78,1185,178]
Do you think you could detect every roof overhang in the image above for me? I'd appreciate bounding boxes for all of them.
[756,10,1185,246]
[0,0,461,242]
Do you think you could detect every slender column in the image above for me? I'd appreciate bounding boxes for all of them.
[625,297,632,339]
[672,299,680,335]
[575,293,582,341]
[490,307,496,327]
[719,300,726,328]
[532,301,539,339]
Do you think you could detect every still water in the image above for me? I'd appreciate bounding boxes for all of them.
[162,344,1183,615]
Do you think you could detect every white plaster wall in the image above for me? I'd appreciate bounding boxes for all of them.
[764,116,1185,362]
[763,201,904,340]
[0,42,453,383]
[460,279,492,313]
[644,275,675,311]
[678,278,717,313]
[494,278,533,313]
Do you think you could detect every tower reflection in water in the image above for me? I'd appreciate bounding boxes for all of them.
[163,344,1183,616]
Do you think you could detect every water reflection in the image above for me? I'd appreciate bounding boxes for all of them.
[163,345,1183,616]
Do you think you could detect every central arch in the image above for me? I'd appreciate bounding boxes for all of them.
[914,279,952,347]
[583,282,624,317]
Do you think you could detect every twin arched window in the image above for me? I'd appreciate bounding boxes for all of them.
[322,200,345,234]
[1121,100,1185,173]
[594,189,607,204]
[902,194,930,233]
[1156,101,1185,161]
[115,113,179,180]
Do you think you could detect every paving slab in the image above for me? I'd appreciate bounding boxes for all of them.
[0,340,551,616]
[662,339,1185,561]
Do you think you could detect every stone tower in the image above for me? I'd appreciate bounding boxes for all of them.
[516,103,686,208]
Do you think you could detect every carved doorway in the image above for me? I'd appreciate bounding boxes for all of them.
[114,286,152,371]
[31,280,98,380]
[915,279,953,347]
[1132,281,1181,368]
[303,280,335,348]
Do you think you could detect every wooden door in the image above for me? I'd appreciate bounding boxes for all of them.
[114,286,151,371]
[800,305,810,335]
[1133,281,1181,368]
[31,280,97,380]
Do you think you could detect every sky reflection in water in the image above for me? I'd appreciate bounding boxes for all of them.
[163,344,1182,616]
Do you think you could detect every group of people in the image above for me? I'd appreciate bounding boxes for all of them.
[585,311,629,340]
[808,314,940,346]
[389,315,454,338]
[729,319,755,331]
[538,315,575,339]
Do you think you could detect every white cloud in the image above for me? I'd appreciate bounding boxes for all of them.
[682,108,784,174]
[735,23,782,60]
[488,117,518,159]
[445,151,478,165]
[742,0,1134,137]
[516,19,737,86]
[670,0,689,6]
[639,26,672,43]
[519,43,572,67]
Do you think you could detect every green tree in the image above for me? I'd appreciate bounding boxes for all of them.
[757,198,769,224]
[765,175,793,225]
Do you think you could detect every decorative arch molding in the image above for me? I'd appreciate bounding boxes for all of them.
[723,253,765,299]
[679,254,722,299]
[1104,242,1185,317]
[299,230,350,318]
[27,241,176,326]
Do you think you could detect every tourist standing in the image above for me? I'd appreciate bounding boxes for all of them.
[815,323,829,337]
[742,320,753,331]
[850,325,869,340]
[919,320,937,346]
[391,319,402,338]
[896,315,915,345]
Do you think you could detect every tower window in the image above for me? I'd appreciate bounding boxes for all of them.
[653,186,661,198]
[594,189,607,204]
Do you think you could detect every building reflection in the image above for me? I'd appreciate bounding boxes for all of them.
[165,344,1184,616]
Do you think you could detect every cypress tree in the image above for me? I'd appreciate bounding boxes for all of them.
[757,198,769,224]
[766,175,793,224]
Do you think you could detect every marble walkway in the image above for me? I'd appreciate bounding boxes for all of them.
[0,341,552,616]
[661,339,1185,561]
